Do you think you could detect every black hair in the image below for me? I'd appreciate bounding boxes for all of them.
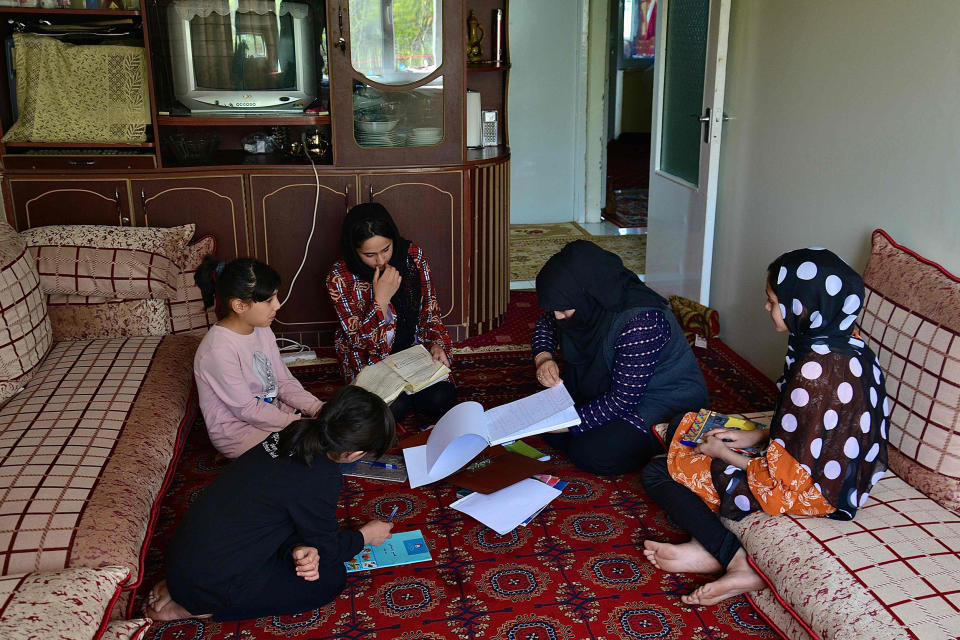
[343,203,399,253]
[194,256,282,313]
[276,386,396,466]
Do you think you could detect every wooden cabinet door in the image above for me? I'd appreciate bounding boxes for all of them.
[359,171,465,334]
[7,178,130,229]
[248,173,356,344]
[131,175,249,260]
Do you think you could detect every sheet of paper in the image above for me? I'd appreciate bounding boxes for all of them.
[403,423,487,490]
[386,344,450,389]
[353,364,408,404]
[499,405,581,444]
[449,478,562,535]
[484,383,580,445]
[424,401,489,473]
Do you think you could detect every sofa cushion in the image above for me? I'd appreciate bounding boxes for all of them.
[166,234,218,335]
[0,335,198,594]
[0,222,51,404]
[21,224,194,300]
[47,296,170,340]
[859,229,960,511]
[0,565,130,640]
[726,471,960,640]
[101,619,153,640]
[42,234,216,339]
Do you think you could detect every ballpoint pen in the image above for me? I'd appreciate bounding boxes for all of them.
[387,506,399,522]
[357,459,398,470]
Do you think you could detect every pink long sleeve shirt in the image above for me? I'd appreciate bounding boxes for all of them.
[194,325,324,458]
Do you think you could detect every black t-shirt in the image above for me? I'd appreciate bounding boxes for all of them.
[165,438,364,608]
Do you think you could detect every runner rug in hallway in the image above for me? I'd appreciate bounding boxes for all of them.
[510,222,646,281]
[604,187,649,229]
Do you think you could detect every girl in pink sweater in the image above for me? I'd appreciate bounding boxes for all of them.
[194,257,323,458]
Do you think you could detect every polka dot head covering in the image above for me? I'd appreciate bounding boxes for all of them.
[714,248,888,522]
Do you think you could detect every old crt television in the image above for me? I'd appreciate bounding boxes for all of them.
[166,0,316,112]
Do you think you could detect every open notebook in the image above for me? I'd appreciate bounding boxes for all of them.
[403,383,580,488]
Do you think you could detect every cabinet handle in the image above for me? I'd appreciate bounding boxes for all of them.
[67,160,96,167]
[114,187,125,225]
[344,184,350,206]
[140,188,148,217]
[368,185,373,201]
[335,6,346,52]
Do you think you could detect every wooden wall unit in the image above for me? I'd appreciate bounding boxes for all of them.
[0,1,511,344]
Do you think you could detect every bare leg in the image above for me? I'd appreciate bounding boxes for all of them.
[143,580,212,621]
[643,539,723,574]
[681,548,765,606]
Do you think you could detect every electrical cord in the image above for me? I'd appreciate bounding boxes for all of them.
[274,131,322,358]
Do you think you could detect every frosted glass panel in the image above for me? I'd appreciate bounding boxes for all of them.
[659,0,707,185]
[349,0,442,85]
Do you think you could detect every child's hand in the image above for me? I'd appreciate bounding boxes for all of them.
[292,545,320,581]
[704,428,767,449]
[360,520,394,546]
[695,436,734,459]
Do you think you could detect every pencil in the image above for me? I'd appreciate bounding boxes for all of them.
[387,505,399,522]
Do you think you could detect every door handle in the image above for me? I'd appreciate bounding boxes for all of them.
[699,108,711,143]
[335,6,346,52]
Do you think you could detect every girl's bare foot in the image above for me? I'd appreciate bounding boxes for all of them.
[681,549,765,606]
[143,580,211,621]
[643,539,723,574]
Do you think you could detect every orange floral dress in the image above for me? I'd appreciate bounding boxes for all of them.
[666,412,835,517]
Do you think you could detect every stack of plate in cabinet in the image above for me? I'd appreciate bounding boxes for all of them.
[408,127,442,146]
[355,130,405,147]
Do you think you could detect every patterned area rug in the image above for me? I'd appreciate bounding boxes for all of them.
[137,295,779,640]
[604,188,648,229]
[510,223,646,281]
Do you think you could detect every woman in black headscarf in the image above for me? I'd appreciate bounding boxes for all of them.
[326,203,455,422]
[532,240,709,475]
[642,247,889,606]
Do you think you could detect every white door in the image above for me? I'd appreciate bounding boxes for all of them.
[645,0,730,305]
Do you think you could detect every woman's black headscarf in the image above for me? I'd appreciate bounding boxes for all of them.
[536,240,667,400]
[339,203,420,353]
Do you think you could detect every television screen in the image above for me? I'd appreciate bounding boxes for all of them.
[189,11,298,92]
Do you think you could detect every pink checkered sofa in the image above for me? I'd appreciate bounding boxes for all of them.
[0,221,217,640]
[722,230,960,640]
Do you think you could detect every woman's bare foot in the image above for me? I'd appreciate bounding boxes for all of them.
[143,580,211,621]
[681,549,765,606]
[643,539,723,574]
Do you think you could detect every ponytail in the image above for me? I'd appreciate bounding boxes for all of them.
[193,256,282,313]
[277,386,395,465]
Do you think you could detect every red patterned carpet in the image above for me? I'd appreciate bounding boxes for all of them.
[139,293,781,640]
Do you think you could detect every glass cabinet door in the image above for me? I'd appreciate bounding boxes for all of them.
[328,0,463,167]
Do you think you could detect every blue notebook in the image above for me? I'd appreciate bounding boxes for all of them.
[344,529,432,572]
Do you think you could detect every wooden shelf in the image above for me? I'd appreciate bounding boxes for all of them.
[466,145,509,163]
[0,7,140,17]
[467,61,511,73]
[3,141,154,148]
[158,114,331,127]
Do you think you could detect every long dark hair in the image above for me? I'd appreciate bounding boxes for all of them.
[195,256,281,313]
[277,386,396,466]
[338,203,419,352]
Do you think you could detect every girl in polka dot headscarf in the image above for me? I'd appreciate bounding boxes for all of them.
[642,247,889,606]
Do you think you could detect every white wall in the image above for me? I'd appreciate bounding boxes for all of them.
[508,0,587,224]
[712,0,960,380]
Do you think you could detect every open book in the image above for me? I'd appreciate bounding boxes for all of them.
[679,409,768,456]
[353,344,450,404]
[402,383,581,488]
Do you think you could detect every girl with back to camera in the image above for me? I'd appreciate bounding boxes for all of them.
[144,385,396,621]
[326,203,456,423]
[641,248,889,606]
[194,257,324,459]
